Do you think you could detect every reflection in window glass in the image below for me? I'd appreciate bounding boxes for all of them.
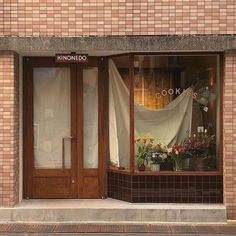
[109,56,130,169]
[134,55,220,172]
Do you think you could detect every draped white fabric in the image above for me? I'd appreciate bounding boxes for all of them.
[109,60,130,168]
[109,59,193,168]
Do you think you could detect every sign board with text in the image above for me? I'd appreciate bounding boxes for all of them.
[56,54,88,63]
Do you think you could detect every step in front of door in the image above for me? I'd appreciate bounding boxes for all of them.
[0,203,227,223]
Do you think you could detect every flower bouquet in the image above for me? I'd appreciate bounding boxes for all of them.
[135,136,154,171]
[182,132,215,171]
[168,145,185,171]
[149,143,168,171]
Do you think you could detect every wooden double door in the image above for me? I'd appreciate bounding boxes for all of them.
[23,57,108,199]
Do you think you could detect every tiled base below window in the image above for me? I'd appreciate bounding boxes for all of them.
[108,172,223,203]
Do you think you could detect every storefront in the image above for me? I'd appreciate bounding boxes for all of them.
[22,52,223,204]
[1,0,236,220]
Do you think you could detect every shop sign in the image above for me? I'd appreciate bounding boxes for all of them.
[155,88,197,98]
[56,54,88,63]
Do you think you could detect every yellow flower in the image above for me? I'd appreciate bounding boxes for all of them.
[143,137,147,143]
[149,137,155,142]
[135,136,141,142]
[135,135,155,143]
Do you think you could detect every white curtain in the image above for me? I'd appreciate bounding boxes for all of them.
[83,68,99,168]
[109,59,193,168]
[34,67,71,169]
[34,67,99,169]
[109,60,130,168]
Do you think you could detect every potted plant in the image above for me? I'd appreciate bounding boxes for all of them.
[168,145,185,171]
[135,136,154,171]
[149,143,168,171]
[183,132,215,171]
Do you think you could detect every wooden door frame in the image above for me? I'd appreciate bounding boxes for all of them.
[23,57,78,198]
[77,57,108,198]
[23,56,109,199]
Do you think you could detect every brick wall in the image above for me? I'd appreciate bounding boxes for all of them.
[0,0,236,37]
[0,52,19,207]
[224,53,236,220]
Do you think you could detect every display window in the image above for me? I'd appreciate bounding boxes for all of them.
[109,54,221,174]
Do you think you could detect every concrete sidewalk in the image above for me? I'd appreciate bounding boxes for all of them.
[0,223,236,235]
[0,233,236,236]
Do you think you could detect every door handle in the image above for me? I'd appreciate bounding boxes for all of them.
[63,136,75,140]
[62,136,75,169]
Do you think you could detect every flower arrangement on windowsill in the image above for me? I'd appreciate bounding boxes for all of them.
[167,145,186,171]
[182,132,215,171]
[149,143,168,171]
[135,132,215,172]
[135,136,154,171]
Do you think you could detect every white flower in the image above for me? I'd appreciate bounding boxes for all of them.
[161,153,167,159]
[175,150,179,155]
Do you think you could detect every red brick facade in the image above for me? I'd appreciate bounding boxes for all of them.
[0,0,236,36]
[0,0,236,221]
[0,52,19,207]
[224,53,236,220]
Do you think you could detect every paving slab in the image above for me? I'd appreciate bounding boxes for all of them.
[0,223,235,234]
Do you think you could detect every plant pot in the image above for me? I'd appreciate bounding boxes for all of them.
[138,164,145,171]
[150,163,160,171]
[182,158,190,170]
[195,158,205,171]
[182,158,195,171]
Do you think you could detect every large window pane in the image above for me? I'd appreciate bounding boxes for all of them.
[134,55,220,172]
[33,67,71,169]
[83,67,98,168]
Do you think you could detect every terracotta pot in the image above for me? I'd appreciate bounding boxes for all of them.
[195,158,205,171]
[138,164,145,171]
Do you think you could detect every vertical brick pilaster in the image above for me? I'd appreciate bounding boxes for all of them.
[224,53,236,219]
[0,51,19,207]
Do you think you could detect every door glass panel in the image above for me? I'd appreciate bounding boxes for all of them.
[83,67,98,168]
[33,67,71,169]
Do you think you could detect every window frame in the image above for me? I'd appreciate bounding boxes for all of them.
[109,52,223,176]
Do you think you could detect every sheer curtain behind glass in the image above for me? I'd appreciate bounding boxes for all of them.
[83,68,98,168]
[33,67,71,169]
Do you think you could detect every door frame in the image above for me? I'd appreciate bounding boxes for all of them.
[76,57,109,198]
[23,56,109,199]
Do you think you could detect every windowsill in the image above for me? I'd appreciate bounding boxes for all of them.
[133,170,222,176]
[108,166,222,176]
[108,166,131,174]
